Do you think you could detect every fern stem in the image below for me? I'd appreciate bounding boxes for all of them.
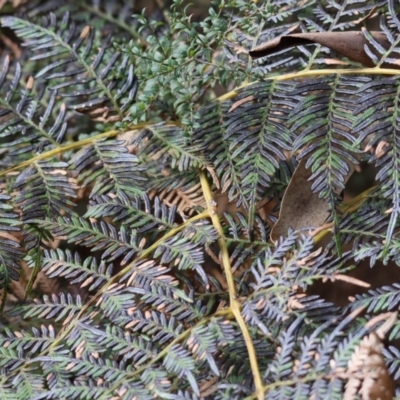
[0,130,115,177]
[199,171,264,400]
[277,67,400,80]
[0,122,173,177]
[218,67,400,102]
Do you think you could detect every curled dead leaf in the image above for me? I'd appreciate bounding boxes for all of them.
[250,31,392,69]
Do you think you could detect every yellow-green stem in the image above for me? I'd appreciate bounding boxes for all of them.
[199,171,264,400]
[218,67,400,102]
[0,130,118,177]
[0,122,180,177]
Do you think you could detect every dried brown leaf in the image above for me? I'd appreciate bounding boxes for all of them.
[249,31,391,68]
[270,159,331,241]
[199,377,218,397]
[0,34,21,59]
[26,76,34,90]
[228,95,255,113]
[375,141,390,159]
[366,311,398,337]
[324,274,371,288]
[344,333,394,400]
[343,312,397,400]
[271,158,354,241]
[309,222,334,238]
[351,6,379,25]
[206,166,220,189]
[322,58,350,66]
[80,25,91,39]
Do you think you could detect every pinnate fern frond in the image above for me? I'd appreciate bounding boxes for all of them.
[1,1,400,400]
[1,12,138,119]
[0,192,22,292]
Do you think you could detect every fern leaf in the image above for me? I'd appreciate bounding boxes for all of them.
[85,193,177,233]
[0,57,69,159]
[1,13,138,118]
[350,283,400,313]
[354,76,400,256]
[290,75,364,246]
[17,293,83,324]
[133,124,206,171]
[14,161,76,223]
[0,192,23,291]
[71,139,146,200]
[41,215,140,265]
[41,249,112,291]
